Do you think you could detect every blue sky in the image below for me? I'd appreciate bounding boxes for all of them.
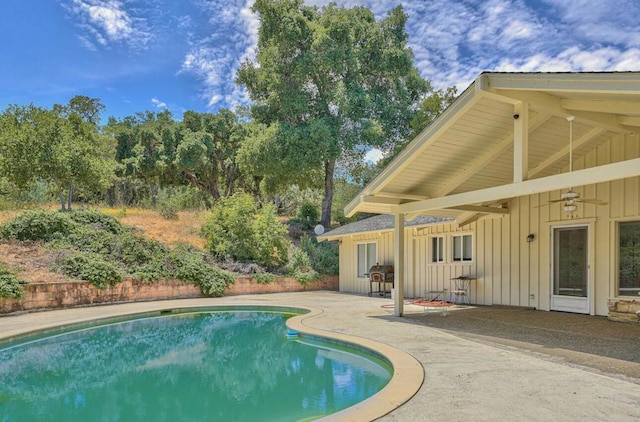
[1,0,639,122]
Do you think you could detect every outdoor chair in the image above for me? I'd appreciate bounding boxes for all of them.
[450,276,473,305]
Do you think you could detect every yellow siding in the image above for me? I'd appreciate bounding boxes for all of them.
[336,133,640,316]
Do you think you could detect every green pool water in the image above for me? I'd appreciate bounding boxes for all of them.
[0,310,392,421]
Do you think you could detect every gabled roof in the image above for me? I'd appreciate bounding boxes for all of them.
[346,72,640,223]
[318,214,452,241]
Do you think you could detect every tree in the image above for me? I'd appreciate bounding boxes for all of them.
[178,109,244,200]
[0,97,113,209]
[237,0,430,227]
[108,110,180,206]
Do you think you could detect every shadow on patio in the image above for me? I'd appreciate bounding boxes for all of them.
[399,305,640,381]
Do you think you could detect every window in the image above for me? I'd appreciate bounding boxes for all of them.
[357,242,377,278]
[452,234,473,262]
[619,221,640,296]
[431,236,444,263]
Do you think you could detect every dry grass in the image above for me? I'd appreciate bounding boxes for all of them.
[0,206,209,284]
[99,207,207,249]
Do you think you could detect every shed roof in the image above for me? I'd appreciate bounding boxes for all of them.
[318,214,452,241]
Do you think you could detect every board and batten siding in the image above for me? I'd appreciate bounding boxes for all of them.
[336,133,640,316]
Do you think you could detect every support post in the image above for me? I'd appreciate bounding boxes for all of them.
[513,101,529,182]
[394,213,405,317]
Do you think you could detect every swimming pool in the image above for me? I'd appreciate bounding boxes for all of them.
[0,307,392,421]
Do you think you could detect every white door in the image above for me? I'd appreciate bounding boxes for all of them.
[550,226,590,314]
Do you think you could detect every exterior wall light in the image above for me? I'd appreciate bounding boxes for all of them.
[526,233,535,243]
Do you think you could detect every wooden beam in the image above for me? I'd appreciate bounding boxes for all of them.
[488,89,628,133]
[561,99,640,115]
[527,127,606,179]
[395,157,640,215]
[619,116,640,127]
[375,192,429,201]
[447,205,509,214]
[456,212,484,227]
[360,195,402,205]
[433,112,551,197]
[513,101,529,182]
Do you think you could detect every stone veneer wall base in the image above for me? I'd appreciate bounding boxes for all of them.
[607,298,640,323]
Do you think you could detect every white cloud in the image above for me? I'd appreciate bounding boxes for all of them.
[63,0,151,49]
[180,0,640,111]
[151,97,167,108]
[365,148,383,164]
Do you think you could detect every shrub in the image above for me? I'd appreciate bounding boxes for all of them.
[0,209,77,241]
[67,209,124,234]
[158,200,179,220]
[296,202,320,229]
[253,272,275,284]
[173,254,234,296]
[300,235,339,275]
[0,267,26,299]
[283,245,320,285]
[60,253,123,289]
[202,193,290,268]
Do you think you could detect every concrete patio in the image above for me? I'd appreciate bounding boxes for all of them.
[1,291,639,421]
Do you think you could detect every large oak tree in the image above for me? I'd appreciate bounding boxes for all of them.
[237,0,429,226]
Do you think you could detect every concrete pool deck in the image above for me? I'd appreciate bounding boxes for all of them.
[2,291,640,421]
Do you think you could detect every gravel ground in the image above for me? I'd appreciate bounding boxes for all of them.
[403,304,640,382]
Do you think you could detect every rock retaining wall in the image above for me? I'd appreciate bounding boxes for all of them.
[607,298,640,323]
[0,275,339,314]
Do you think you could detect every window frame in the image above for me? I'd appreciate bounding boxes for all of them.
[356,241,378,279]
[617,220,640,297]
[451,233,473,263]
[430,235,445,264]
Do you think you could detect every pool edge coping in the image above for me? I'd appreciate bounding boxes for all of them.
[0,302,425,421]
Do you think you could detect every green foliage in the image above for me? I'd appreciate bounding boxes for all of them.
[202,193,290,268]
[277,185,322,216]
[172,253,235,297]
[66,209,124,234]
[1,209,235,296]
[0,97,115,210]
[300,235,339,275]
[252,272,275,284]
[295,202,320,229]
[284,244,320,285]
[0,209,78,241]
[157,199,179,220]
[0,267,26,299]
[237,1,430,226]
[60,253,123,289]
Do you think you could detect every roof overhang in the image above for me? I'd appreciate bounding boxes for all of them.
[346,72,640,221]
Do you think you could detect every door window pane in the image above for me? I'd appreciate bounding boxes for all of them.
[554,227,587,297]
[619,221,640,296]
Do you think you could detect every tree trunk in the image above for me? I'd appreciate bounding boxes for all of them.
[320,159,335,228]
[149,182,158,207]
[67,183,73,210]
[52,178,65,210]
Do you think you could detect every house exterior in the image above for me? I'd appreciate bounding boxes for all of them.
[319,72,640,320]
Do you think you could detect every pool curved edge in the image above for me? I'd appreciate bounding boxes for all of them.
[287,306,425,421]
[0,302,424,421]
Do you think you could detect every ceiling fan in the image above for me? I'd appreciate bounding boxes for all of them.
[539,116,608,214]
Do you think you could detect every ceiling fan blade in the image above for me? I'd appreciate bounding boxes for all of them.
[577,198,608,205]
